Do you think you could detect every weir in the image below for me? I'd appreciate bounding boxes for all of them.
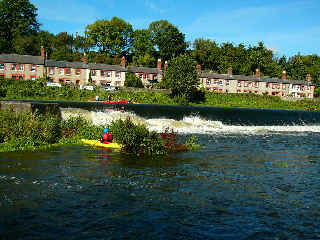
[4,99,320,126]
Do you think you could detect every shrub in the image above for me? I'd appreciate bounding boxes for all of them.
[109,118,167,155]
[124,70,144,88]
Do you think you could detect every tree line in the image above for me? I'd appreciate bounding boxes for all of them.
[1,0,319,85]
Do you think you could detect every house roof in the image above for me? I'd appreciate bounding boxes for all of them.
[88,63,126,71]
[46,60,88,69]
[201,71,315,86]
[127,66,161,74]
[0,54,44,65]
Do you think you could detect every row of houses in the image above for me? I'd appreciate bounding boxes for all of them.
[0,47,316,99]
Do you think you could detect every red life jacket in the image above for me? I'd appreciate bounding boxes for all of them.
[102,132,113,144]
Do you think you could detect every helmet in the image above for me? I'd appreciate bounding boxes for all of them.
[104,128,109,133]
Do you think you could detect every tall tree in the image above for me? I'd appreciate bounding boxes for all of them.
[85,17,133,55]
[131,29,156,67]
[149,20,188,61]
[192,38,221,71]
[0,0,40,53]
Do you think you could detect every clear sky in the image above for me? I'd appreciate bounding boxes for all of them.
[30,0,320,57]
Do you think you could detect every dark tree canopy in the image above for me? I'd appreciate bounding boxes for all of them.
[149,20,188,61]
[0,0,40,53]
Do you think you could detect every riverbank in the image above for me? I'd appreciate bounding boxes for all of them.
[0,109,200,153]
[0,79,319,111]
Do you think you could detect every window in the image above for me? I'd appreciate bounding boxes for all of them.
[65,68,71,75]
[237,81,241,87]
[0,63,4,70]
[91,70,96,76]
[107,71,112,78]
[218,80,223,86]
[226,80,230,86]
[59,68,64,75]
[100,70,105,77]
[18,76,24,80]
[11,64,17,70]
[31,76,36,80]
[254,82,259,88]
[76,69,81,75]
[206,79,211,85]
[244,81,248,87]
[49,67,55,75]
[19,64,24,71]
[116,72,121,79]
[31,65,36,72]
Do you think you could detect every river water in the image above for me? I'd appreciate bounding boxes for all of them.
[1,104,320,239]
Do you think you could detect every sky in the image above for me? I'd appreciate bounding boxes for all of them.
[30,0,320,57]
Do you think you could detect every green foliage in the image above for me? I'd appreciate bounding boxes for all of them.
[85,17,133,55]
[165,54,200,102]
[109,118,167,155]
[185,136,201,151]
[0,0,40,53]
[124,70,144,88]
[149,20,188,61]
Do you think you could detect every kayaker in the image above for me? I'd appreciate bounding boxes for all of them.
[100,128,113,144]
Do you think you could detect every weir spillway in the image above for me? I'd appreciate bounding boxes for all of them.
[2,99,320,126]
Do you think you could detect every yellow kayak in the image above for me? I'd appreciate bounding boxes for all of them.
[81,139,122,149]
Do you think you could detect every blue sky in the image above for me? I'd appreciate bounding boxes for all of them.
[30,0,320,57]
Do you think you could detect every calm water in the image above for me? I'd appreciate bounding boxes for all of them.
[1,132,320,240]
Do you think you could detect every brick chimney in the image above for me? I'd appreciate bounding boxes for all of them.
[164,61,168,70]
[82,53,88,64]
[120,56,127,67]
[306,73,312,82]
[227,67,233,76]
[255,69,261,78]
[40,46,45,59]
[197,64,202,73]
[157,59,162,70]
[281,70,287,80]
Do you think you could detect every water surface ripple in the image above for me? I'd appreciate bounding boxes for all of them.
[1,132,320,239]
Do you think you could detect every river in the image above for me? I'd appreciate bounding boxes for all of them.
[1,104,320,239]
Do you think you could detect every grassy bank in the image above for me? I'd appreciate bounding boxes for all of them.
[0,109,200,154]
[0,79,319,111]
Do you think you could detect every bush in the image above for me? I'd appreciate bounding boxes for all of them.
[165,55,199,102]
[124,70,144,88]
[109,118,167,155]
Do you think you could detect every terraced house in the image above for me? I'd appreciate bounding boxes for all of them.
[199,67,315,99]
[0,48,315,99]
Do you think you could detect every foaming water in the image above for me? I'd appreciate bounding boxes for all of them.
[61,108,320,134]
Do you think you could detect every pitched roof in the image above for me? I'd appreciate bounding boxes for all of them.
[201,71,315,85]
[88,63,126,71]
[127,66,161,74]
[46,60,88,69]
[0,54,44,65]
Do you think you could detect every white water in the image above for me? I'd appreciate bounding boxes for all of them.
[61,108,320,135]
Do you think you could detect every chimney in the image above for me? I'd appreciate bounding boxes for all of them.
[164,61,168,70]
[197,64,202,73]
[157,59,162,70]
[82,53,88,64]
[281,70,287,80]
[255,69,261,78]
[227,67,233,76]
[40,46,45,59]
[306,74,312,82]
[120,56,127,67]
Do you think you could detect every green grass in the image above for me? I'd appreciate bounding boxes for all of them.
[0,78,319,111]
